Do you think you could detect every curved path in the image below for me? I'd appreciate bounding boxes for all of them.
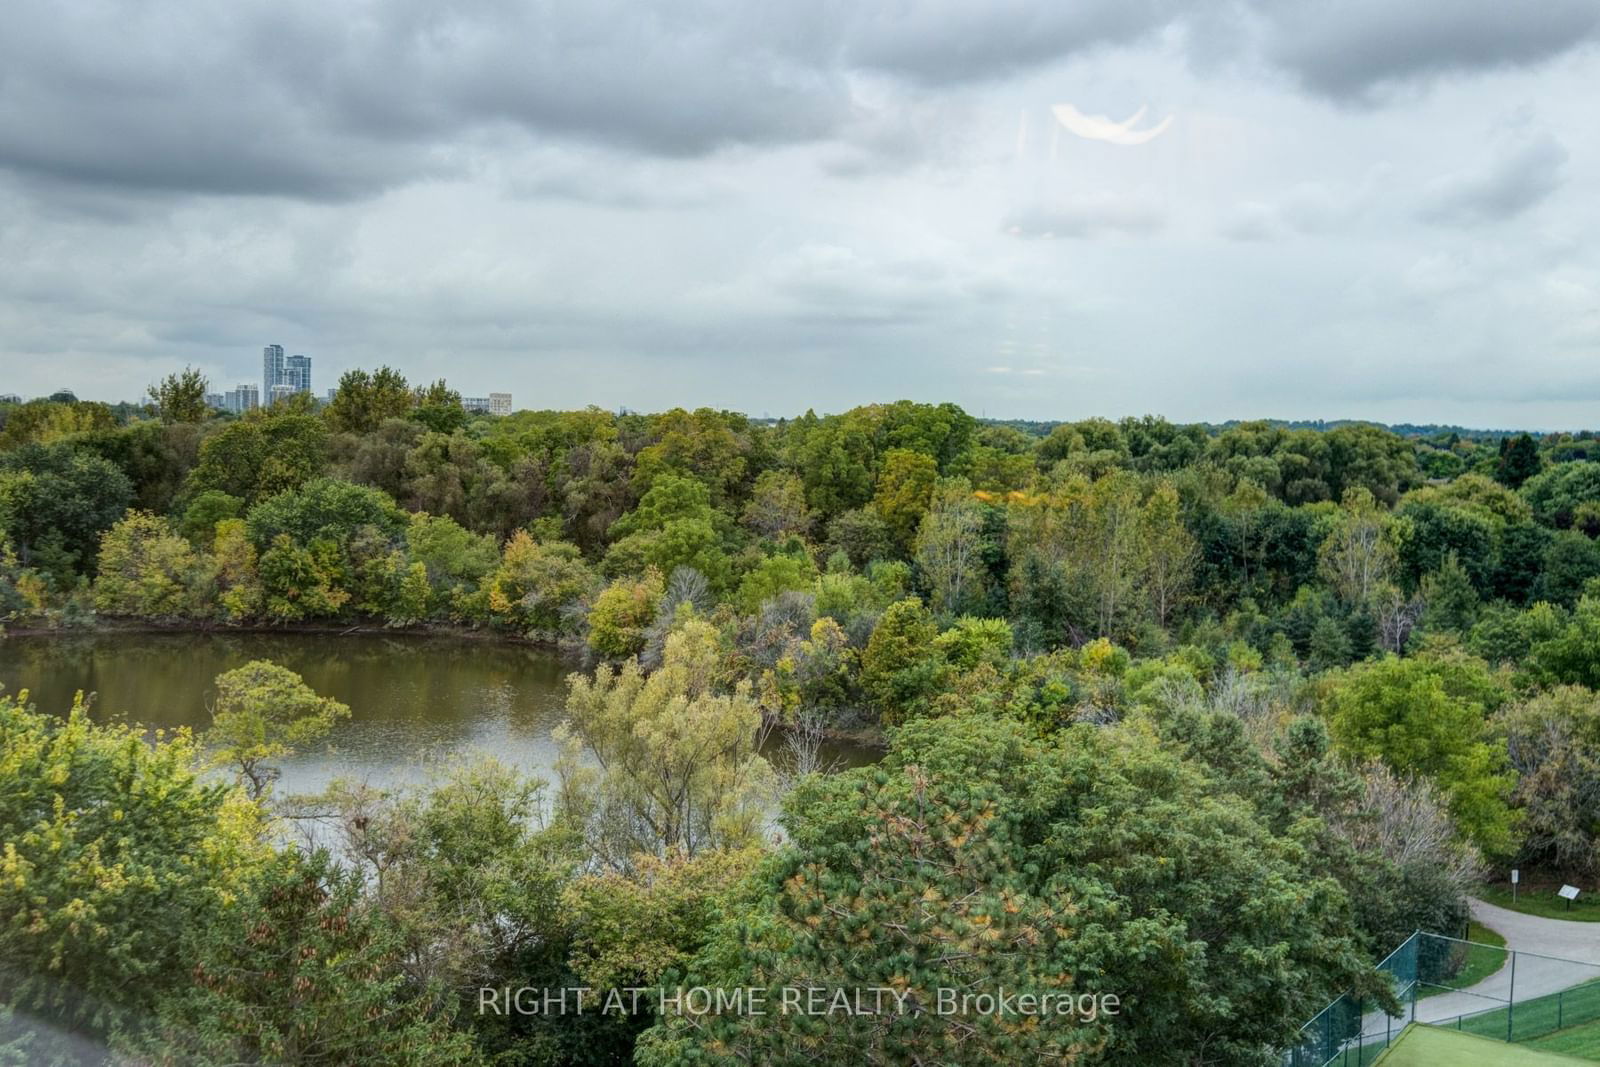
[1358,897,1600,1042]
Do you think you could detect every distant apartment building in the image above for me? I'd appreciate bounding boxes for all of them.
[326,388,337,402]
[262,344,285,398]
[268,383,296,406]
[205,392,225,410]
[0,393,21,405]
[262,344,312,399]
[224,383,260,413]
[285,354,312,393]
[462,392,513,416]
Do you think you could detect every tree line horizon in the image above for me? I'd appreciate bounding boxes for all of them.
[7,369,1590,441]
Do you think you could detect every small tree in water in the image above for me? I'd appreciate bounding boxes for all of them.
[208,660,350,800]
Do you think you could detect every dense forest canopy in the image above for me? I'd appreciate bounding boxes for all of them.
[6,373,1600,1064]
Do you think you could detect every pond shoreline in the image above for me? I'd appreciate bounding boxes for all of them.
[2,614,563,647]
[1,617,890,751]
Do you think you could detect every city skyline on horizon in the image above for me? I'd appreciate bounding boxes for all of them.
[3,367,1593,437]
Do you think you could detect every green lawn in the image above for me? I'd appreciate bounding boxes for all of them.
[1481,884,1600,922]
[1529,1017,1600,1059]
[1374,1025,1594,1066]
[1443,978,1600,1046]
[1418,921,1507,999]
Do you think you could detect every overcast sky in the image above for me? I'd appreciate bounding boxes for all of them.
[2,1,1598,428]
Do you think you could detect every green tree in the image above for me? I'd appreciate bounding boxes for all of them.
[93,510,209,617]
[410,379,468,434]
[211,518,264,620]
[326,366,413,434]
[914,478,989,617]
[0,398,116,449]
[180,489,243,547]
[562,847,758,991]
[387,560,433,626]
[859,596,946,725]
[485,529,595,634]
[1395,498,1495,592]
[207,660,352,800]
[605,474,732,589]
[402,431,493,523]
[587,568,666,659]
[0,692,265,1040]
[257,535,351,620]
[306,759,587,1063]
[823,507,894,569]
[933,615,1013,671]
[787,411,876,519]
[0,443,134,576]
[146,366,211,424]
[1522,461,1600,529]
[405,512,499,613]
[1008,471,1148,640]
[1538,530,1600,606]
[740,469,813,539]
[133,848,476,1066]
[1317,487,1398,606]
[1495,432,1542,489]
[633,408,754,507]
[1497,687,1600,878]
[245,477,405,550]
[558,619,772,864]
[73,419,204,515]
[1420,551,1481,632]
[640,715,1374,1067]
[872,448,938,554]
[1140,479,1197,629]
[187,414,328,504]
[1322,653,1514,853]
[735,551,817,613]
[1527,595,1600,688]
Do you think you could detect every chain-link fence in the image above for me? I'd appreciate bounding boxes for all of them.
[1281,933,1419,1066]
[1283,930,1600,1066]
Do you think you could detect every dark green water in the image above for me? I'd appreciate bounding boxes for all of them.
[0,631,874,797]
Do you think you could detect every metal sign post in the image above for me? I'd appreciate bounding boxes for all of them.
[1512,868,1519,903]
[1560,884,1581,913]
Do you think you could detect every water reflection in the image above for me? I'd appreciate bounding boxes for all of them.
[0,631,876,797]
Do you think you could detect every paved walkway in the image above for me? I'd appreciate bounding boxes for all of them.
[1359,898,1600,1041]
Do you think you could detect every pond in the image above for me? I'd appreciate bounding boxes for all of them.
[0,630,878,798]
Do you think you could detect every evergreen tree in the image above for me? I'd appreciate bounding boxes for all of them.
[1495,432,1541,489]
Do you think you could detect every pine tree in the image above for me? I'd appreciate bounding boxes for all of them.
[1496,433,1541,489]
[132,850,475,1066]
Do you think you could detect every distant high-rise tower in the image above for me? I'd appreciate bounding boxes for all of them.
[262,344,285,398]
[489,392,512,416]
[285,354,312,394]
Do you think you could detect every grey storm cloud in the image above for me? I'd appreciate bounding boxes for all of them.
[1249,0,1600,101]
[4,0,1600,428]
[836,0,1184,84]
[1418,134,1570,225]
[3,0,1598,204]
[0,1,850,200]
[0,0,1185,204]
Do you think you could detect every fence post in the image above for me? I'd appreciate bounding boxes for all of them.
[1507,950,1517,1042]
